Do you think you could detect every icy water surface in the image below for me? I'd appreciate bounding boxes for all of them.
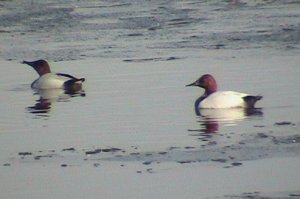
[0,0,300,198]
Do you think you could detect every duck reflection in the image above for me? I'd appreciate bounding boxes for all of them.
[192,108,263,134]
[27,89,85,116]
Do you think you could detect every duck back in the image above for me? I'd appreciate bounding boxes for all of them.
[199,91,248,109]
[31,73,66,89]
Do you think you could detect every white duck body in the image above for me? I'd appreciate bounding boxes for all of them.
[23,60,85,91]
[31,73,69,89]
[187,74,262,109]
[199,91,249,109]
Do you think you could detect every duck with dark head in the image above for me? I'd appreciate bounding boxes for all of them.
[186,74,262,109]
[23,59,85,93]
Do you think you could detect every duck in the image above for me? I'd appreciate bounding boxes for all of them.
[186,74,262,109]
[23,59,85,91]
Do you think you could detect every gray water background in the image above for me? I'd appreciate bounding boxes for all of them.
[1,0,300,198]
[0,0,299,171]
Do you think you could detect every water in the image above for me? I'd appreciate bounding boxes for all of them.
[0,0,300,198]
[1,0,299,60]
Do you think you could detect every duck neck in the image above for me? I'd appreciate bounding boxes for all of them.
[39,66,51,76]
[194,96,206,115]
[205,87,217,95]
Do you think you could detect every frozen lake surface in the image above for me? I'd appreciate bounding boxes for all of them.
[0,0,300,198]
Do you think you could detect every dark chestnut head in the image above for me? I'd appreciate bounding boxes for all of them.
[23,59,51,76]
[186,74,218,95]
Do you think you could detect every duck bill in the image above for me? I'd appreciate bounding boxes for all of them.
[186,81,198,87]
[22,61,35,68]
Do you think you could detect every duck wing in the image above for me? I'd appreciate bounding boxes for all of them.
[56,73,85,82]
[56,73,85,92]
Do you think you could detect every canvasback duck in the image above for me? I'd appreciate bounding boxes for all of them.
[23,60,85,91]
[186,74,262,109]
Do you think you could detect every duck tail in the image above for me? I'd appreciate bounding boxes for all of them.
[72,78,85,83]
[243,95,263,109]
[63,78,85,92]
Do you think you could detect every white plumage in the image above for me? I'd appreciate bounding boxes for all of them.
[23,59,85,92]
[199,91,248,109]
[31,73,69,89]
[187,74,262,109]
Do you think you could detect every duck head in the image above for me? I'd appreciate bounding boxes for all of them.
[23,59,51,76]
[186,74,218,95]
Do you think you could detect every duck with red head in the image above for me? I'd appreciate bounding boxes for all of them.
[186,74,262,109]
[23,60,51,76]
[186,74,217,95]
[23,59,85,92]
